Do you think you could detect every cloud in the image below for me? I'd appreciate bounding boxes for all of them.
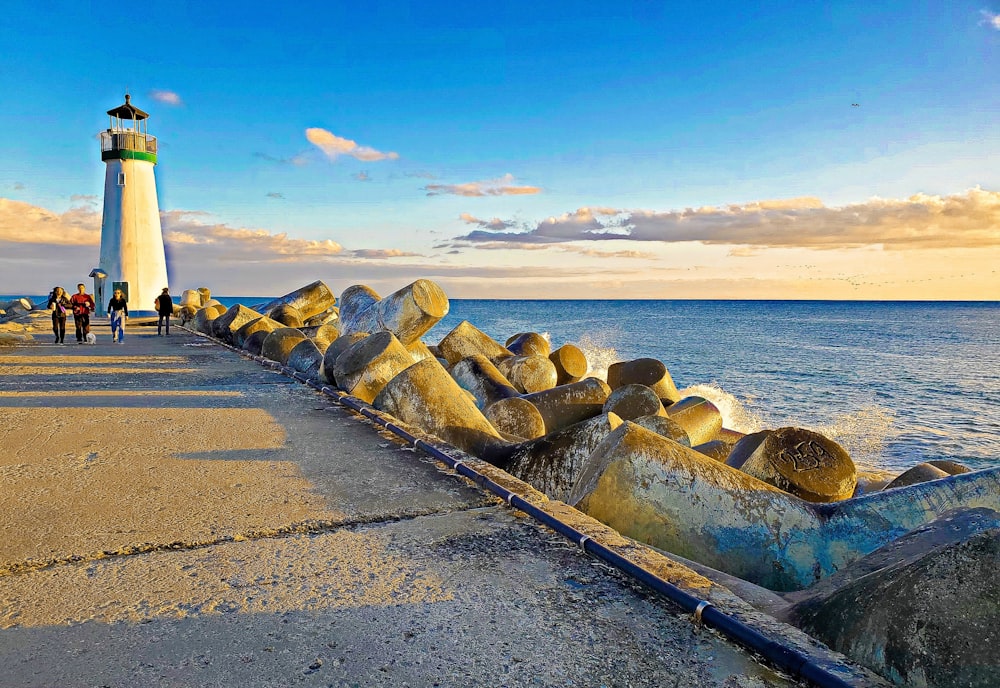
[12,182,24,191]
[0,198,101,246]
[459,212,516,230]
[980,9,1000,29]
[160,211,343,260]
[451,189,1000,250]
[350,249,421,259]
[305,128,399,162]
[425,173,541,197]
[266,192,284,199]
[354,171,371,182]
[149,90,182,106]
[253,152,309,167]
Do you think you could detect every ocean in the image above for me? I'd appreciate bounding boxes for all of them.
[7,294,997,473]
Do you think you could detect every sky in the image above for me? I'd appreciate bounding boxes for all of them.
[1,1,998,300]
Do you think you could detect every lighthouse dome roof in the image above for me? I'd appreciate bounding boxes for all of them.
[106,94,149,121]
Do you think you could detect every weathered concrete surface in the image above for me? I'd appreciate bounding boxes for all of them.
[0,326,880,687]
[786,508,1000,688]
[570,421,1000,591]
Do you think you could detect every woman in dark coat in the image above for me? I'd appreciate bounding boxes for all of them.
[47,286,71,344]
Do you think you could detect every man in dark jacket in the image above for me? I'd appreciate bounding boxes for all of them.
[155,287,173,335]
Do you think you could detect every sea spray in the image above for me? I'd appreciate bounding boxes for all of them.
[681,383,768,434]
[575,333,620,382]
[816,404,898,470]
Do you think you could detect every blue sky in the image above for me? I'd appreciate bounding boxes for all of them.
[1,1,998,299]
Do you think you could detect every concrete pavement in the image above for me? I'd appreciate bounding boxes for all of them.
[0,319,870,687]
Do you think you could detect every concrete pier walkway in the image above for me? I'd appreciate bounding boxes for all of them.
[0,321,860,687]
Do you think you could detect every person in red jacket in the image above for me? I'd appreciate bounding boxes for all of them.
[70,283,95,344]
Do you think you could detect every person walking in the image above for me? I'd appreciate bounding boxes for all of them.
[155,287,173,335]
[47,286,71,344]
[70,283,95,344]
[107,288,129,343]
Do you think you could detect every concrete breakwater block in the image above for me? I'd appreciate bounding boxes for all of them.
[268,303,305,328]
[727,427,857,503]
[241,329,270,356]
[505,331,551,357]
[287,338,324,381]
[517,377,611,434]
[633,414,691,447]
[373,358,506,458]
[603,383,668,421]
[568,421,1000,591]
[234,316,280,349]
[880,460,971,492]
[483,396,546,440]
[786,508,1000,688]
[333,331,417,404]
[253,280,337,321]
[261,327,307,365]
[338,284,381,325]
[450,355,521,409]
[488,413,624,502]
[549,343,589,385]
[607,357,681,404]
[191,305,223,334]
[299,323,340,353]
[665,395,723,446]
[496,354,558,394]
[180,288,203,308]
[321,332,369,386]
[437,320,512,366]
[211,304,264,344]
[339,279,449,345]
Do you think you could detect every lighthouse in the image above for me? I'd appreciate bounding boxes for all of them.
[95,94,168,315]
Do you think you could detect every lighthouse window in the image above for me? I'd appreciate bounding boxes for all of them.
[117,172,126,186]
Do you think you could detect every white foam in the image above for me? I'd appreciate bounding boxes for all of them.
[681,383,768,434]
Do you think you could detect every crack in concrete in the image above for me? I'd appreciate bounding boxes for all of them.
[0,504,491,578]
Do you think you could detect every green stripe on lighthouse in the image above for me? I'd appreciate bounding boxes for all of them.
[102,150,158,163]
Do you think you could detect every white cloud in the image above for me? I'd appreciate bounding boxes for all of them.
[980,9,1000,29]
[426,173,541,197]
[305,128,399,162]
[149,90,183,106]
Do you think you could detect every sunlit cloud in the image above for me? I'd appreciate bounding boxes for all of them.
[0,198,101,246]
[425,173,541,197]
[452,189,1000,250]
[70,194,99,204]
[160,211,343,260]
[459,212,516,230]
[305,128,399,162]
[980,9,1000,29]
[149,90,183,106]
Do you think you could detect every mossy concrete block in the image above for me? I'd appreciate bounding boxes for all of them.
[496,355,557,394]
[372,358,505,459]
[607,358,681,403]
[549,343,589,385]
[738,427,857,503]
[505,332,551,358]
[261,327,307,365]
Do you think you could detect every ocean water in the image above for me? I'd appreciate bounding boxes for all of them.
[7,294,997,473]
[422,300,1000,474]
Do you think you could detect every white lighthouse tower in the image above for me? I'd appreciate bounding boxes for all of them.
[95,94,168,314]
